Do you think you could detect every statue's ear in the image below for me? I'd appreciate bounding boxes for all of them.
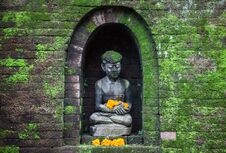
[101,63,105,72]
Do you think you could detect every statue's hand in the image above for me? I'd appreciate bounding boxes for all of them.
[124,107,130,113]
[99,104,112,113]
[113,103,127,115]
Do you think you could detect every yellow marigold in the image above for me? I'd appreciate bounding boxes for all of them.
[122,102,129,109]
[101,138,112,146]
[111,139,119,146]
[106,100,129,109]
[92,139,100,146]
[111,138,125,146]
[106,99,119,109]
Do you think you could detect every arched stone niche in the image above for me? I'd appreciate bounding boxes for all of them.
[65,6,159,146]
[83,23,142,133]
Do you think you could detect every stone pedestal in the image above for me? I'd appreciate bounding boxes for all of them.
[90,124,131,136]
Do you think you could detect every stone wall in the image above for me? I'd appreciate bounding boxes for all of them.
[0,0,225,153]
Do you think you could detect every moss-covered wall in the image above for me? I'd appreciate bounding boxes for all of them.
[0,0,225,153]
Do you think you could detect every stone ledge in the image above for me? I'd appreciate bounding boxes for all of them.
[81,134,143,145]
[20,145,160,153]
[77,145,160,153]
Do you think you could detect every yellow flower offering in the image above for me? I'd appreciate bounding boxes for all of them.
[101,138,112,146]
[111,138,125,146]
[92,138,100,146]
[106,99,129,109]
[122,102,129,109]
[92,138,125,147]
[106,99,119,109]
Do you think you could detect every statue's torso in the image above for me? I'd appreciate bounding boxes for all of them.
[97,77,129,103]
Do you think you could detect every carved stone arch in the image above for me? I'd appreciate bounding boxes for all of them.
[65,6,159,146]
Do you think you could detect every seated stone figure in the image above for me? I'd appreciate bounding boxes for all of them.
[89,51,132,136]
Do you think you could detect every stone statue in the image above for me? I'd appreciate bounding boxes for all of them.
[89,51,132,136]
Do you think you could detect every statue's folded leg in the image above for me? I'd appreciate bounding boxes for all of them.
[110,114,132,126]
[90,112,113,124]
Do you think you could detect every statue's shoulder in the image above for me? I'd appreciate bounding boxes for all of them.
[120,78,130,88]
[95,77,105,88]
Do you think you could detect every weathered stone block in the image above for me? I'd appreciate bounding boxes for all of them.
[63,114,80,122]
[63,122,80,131]
[38,123,63,131]
[63,129,79,138]
[0,138,20,146]
[64,98,81,106]
[40,131,63,139]
[90,124,131,137]
[20,147,51,153]
[65,75,80,83]
[127,135,143,144]
[64,138,80,145]
[65,82,80,91]
[19,139,63,147]
[80,134,95,144]
[64,90,80,98]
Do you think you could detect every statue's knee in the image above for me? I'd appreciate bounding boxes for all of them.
[125,115,132,126]
[90,113,97,122]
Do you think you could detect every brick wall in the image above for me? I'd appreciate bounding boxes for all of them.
[0,0,225,153]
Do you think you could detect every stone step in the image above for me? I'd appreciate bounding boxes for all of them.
[77,145,160,153]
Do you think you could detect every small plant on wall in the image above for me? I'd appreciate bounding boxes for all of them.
[18,123,40,140]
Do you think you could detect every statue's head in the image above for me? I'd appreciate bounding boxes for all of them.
[101,50,122,79]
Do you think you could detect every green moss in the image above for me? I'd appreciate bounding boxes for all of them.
[0,58,33,83]
[36,39,65,99]
[161,110,225,130]
[153,14,225,150]
[0,130,14,139]
[60,0,102,6]
[64,122,74,130]
[15,48,24,52]
[18,123,40,140]
[64,105,75,115]
[0,145,19,153]
[2,11,32,38]
[27,12,50,22]
[2,11,31,27]
[35,44,48,61]
[86,22,96,33]
[7,65,33,83]
[162,148,183,153]
[35,43,52,51]
[44,81,63,99]
[54,36,67,50]
[36,44,45,51]
[35,37,67,57]
[65,66,77,75]
[101,50,122,63]
[152,14,196,35]
[0,58,27,67]
[55,104,63,122]
[162,131,225,149]
[3,28,19,37]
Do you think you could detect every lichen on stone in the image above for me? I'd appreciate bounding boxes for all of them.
[101,50,122,63]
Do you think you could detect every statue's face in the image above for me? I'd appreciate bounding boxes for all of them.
[103,62,121,79]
